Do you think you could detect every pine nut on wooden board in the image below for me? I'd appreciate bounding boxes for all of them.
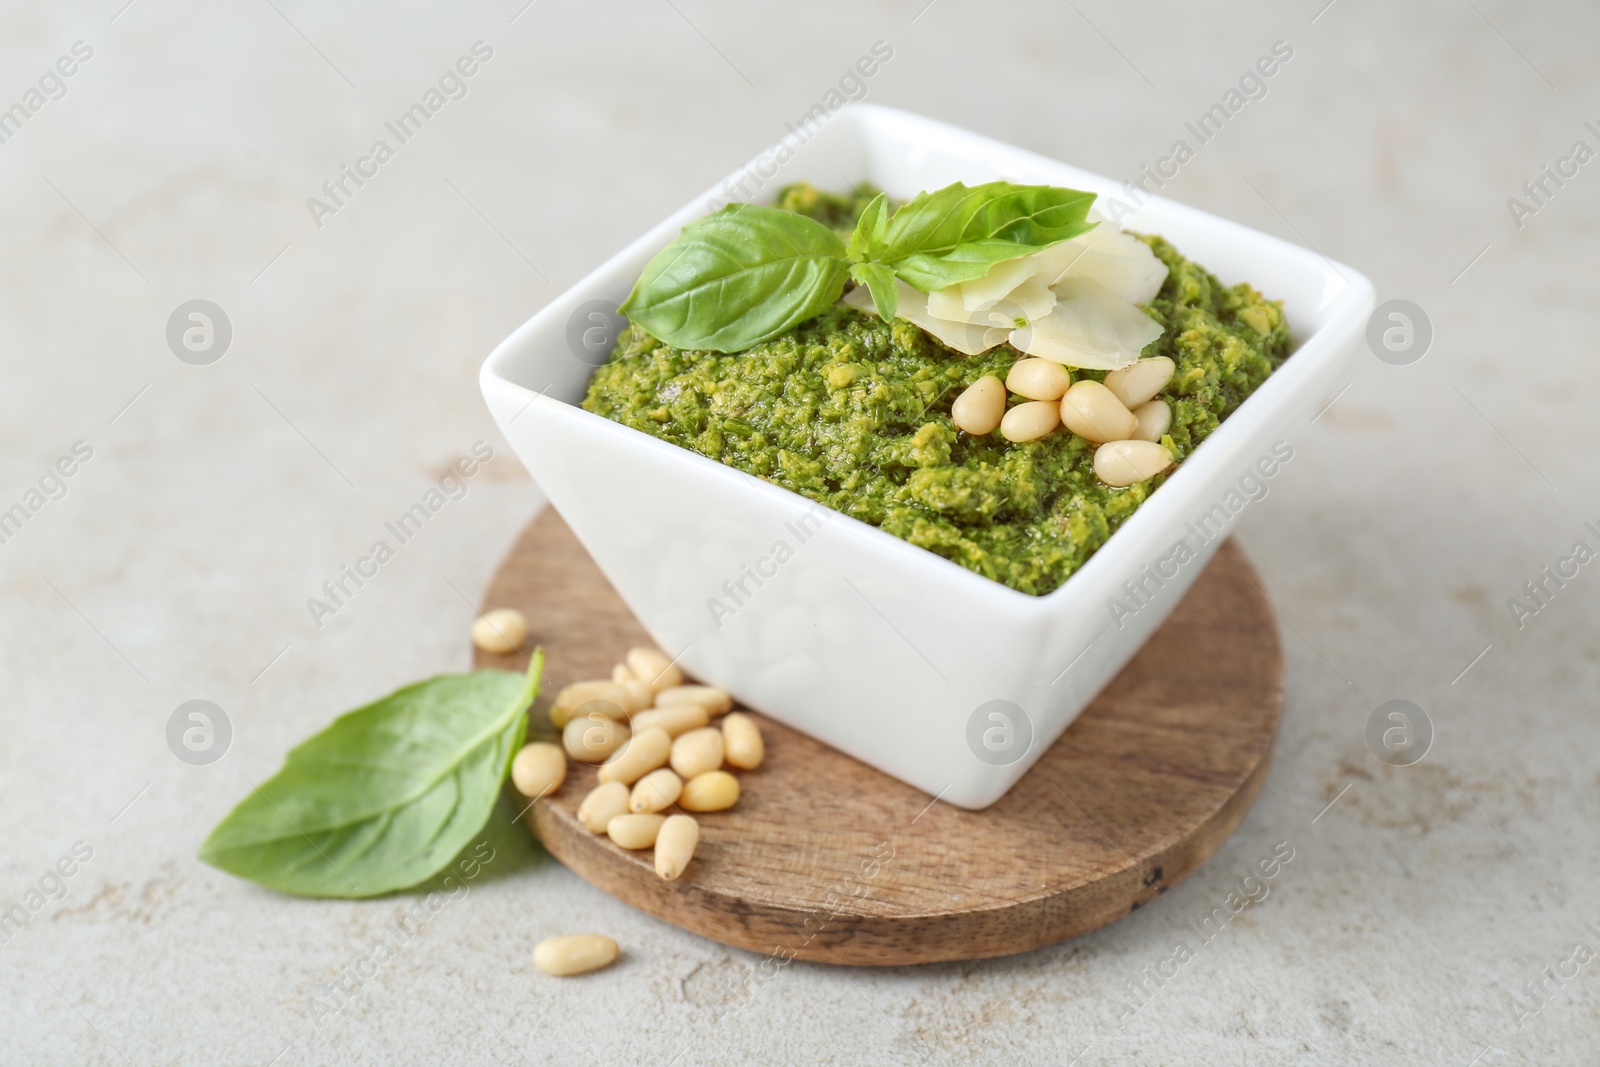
[497,633,763,888]
[470,608,527,655]
[480,508,1284,966]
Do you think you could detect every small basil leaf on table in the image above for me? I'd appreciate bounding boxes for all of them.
[198,650,544,898]
[874,182,1098,290]
[849,261,899,322]
[620,204,851,353]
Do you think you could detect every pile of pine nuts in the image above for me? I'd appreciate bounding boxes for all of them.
[509,645,764,900]
[482,633,766,975]
[512,646,765,977]
[951,355,1178,487]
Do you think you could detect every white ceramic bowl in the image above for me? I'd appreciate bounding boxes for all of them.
[480,105,1373,809]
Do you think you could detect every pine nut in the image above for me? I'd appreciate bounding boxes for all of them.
[670,727,725,779]
[1005,358,1072,401]
[629,768,683,813]
[510,742,566,798]
[722,712,764,771]
[556,680,626,709]
[629,703,710,738]
[563,713,627,763]
[654,814,700,881]
[656,685,732,715]
[470,608,526,655]
[555,696,629,732]
[1103,356,1175,409]
[1000,400,1060,442]
[551,681,630,728]
[1094,440,1175,486]
[620,678,653,715]
[951,375,1006,435]
[625,647,683,693]
[607,813,666,850]
[534,934,618,976]
[1060,380,1137,443]
[1131,399,1171,443]
[680,770,739,812]
[577,781,630,833]
[596,726,672,785]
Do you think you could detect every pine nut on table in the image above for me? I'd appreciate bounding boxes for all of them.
[534,935,619,976]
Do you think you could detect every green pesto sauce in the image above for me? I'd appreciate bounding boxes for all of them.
[584,195,1291,596]
[773,181,887,240]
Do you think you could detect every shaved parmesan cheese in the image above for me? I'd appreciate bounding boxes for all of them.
[1005,274,1057,325]
[1032,222,1169,305]
[927,270,1057,328]
[1030,240,1089,285]
[957,255,1040,312]
[925,285,975,323]
[1011,276,1164,370]
[843,280,1004,356]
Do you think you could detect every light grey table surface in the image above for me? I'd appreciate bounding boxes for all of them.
[2,1,1595,1063]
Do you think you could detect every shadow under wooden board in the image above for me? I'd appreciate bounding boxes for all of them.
[474,509,1284,967]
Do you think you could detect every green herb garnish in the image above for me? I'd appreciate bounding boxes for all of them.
[198,651,543,898]
[619,204,851,354]
[620,181,1098,353]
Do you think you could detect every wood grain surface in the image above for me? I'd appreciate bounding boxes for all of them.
[474,509,1283,966]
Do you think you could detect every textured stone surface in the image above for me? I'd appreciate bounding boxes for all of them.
[1,1,1595,1063]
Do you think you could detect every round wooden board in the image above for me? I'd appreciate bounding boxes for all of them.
[475,509,1283,966]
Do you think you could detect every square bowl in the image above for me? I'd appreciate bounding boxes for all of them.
[480,104,1373,809]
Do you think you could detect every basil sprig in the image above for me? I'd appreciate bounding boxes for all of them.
[199,651,544,898]
[619,181,1098,353]
[853,183,1098,291]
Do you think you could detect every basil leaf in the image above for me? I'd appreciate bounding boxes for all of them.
[849,261,899,321]
[886,236,1067,292]
[875,182,1098,290]
[198,651,544,898]
[846,192,889,263]
[620,204,851,353]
